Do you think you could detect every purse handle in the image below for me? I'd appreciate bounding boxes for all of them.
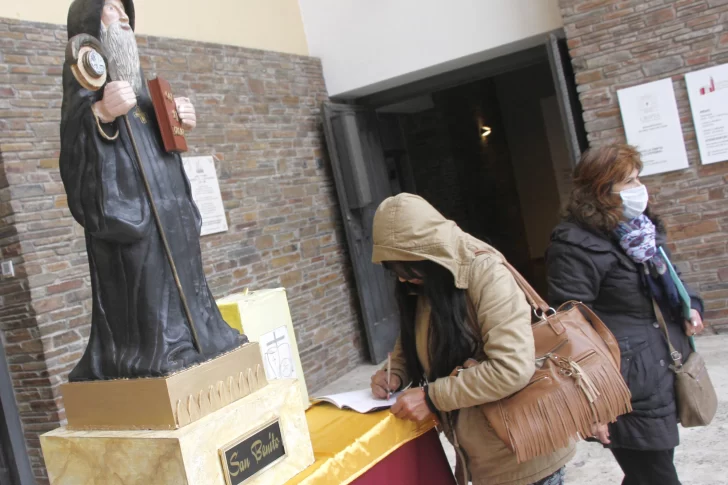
[474,249,551,315]
[652,300,684,370]
[472,249,623,367]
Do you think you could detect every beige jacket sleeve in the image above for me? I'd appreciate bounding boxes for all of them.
[428,255,536,412]
[385,337,410,389]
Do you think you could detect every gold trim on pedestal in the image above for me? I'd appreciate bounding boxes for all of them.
[61,343,268,430]
[42,380,314,485]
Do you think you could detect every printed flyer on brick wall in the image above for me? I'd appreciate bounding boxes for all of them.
[686,63,728,166]
[617,78,689,177]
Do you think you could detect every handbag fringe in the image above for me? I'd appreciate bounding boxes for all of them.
[505,359,632,463]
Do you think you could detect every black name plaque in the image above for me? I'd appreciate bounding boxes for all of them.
[220,419,287,485]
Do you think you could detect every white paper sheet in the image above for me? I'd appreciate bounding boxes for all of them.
[685,63,728,165]
[617,78,689,176]
[313,389,400,414]
[182,155,228,236]
[259,325,297,380]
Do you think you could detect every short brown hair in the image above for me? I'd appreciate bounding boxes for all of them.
[565,144,643,233]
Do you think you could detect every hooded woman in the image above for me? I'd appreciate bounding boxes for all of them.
[369,194,575,485]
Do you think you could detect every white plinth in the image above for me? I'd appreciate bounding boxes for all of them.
[41,379,313,485]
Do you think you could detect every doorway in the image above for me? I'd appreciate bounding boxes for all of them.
[375,61,574,295]
[323,33,586,363]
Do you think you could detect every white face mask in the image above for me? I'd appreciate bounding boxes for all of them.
[619,184,648,220]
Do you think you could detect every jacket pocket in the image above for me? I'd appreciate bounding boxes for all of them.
[618,338,657,404]
[456,406,514,478]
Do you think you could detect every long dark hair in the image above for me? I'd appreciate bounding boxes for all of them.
[384,260,478,383]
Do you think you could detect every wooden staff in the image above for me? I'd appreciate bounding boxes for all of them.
[107,59,202,353]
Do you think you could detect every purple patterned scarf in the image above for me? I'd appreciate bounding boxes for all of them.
[614,214,680,313]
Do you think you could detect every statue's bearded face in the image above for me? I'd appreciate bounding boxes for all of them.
[100,0,142,94]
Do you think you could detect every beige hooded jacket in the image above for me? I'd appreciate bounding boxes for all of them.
[372,194,575,485]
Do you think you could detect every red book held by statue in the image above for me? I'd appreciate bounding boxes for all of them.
[148,76,188,153]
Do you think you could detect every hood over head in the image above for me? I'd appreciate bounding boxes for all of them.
[67,0,136,40]
[372,193,494,289]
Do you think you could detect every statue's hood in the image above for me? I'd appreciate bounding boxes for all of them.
[67,0,136,40]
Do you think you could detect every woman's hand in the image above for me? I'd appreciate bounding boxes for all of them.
[371,370,401,399]
[684,309,705,337]
[449,358,479,377]
[591,423,611,445]
[391,387,436,422]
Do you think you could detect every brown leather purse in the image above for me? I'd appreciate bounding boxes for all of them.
[472,252,633,463]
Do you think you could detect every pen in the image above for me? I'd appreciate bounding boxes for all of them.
[387,352,391,400]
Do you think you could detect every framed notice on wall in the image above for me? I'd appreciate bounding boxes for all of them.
[617,78,689,176]
[685,63,728,165]
[182,155,228,236]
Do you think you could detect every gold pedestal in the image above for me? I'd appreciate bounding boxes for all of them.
[61,343,267,430]
[41,379,314,485]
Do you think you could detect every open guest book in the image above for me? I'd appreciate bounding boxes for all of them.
[311,389,401,414]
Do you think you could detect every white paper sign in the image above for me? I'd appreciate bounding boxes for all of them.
[182,156,228,236]
[685,64,728,165]
[617,79,689,176]
[259,326,297,380]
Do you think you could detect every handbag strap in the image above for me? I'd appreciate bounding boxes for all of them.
[472,249,622,367]
[473,249,551,315]
[652,300,683,370]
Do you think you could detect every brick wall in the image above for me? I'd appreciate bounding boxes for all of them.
[560,0,728,333]
[0,18,365,482]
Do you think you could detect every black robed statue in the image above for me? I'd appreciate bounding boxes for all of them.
[60,0,246,381]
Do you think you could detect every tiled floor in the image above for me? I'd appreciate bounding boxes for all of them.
[312,335,728,485]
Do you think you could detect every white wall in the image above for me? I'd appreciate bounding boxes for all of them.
[299,0,563,98]
[0,0,309,55]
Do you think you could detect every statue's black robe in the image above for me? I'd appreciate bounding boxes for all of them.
[61,0,244,381]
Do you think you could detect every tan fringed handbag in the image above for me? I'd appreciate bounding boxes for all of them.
[471,251,633,464]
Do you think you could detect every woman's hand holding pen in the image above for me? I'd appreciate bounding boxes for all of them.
[371,370,400,399]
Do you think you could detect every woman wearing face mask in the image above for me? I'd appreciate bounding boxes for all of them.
[546,144,705,485]
[370,194,575,485]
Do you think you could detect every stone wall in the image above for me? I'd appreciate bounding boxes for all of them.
[0,18,365,482]
[560,0,728,333]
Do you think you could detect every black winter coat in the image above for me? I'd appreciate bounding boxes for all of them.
[546,221,703,451]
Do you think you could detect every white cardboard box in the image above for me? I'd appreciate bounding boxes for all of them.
[217,288,310,408]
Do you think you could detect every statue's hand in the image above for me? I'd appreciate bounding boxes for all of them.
[94,81,137,123]
[175,97,196,131]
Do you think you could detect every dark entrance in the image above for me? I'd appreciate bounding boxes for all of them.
[323,33,586,364]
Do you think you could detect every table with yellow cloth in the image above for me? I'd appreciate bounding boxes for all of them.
[285,403,456,485]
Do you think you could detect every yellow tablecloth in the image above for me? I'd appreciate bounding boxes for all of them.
[284,403,437,485]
